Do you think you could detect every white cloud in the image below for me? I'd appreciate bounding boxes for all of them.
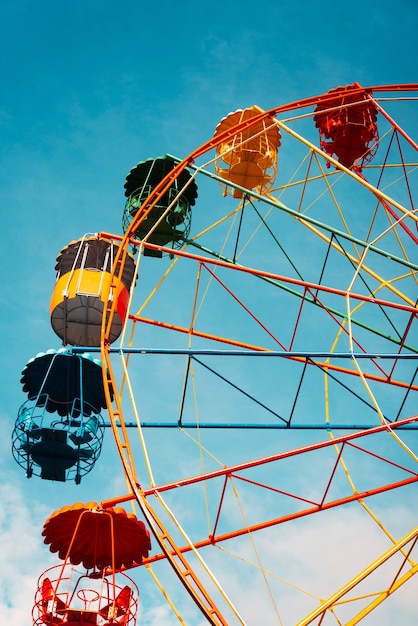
[0,477,56,626]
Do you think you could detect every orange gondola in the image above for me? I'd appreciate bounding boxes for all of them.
[213,106,281,198]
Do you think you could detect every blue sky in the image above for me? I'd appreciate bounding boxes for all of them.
[1,1,418,624]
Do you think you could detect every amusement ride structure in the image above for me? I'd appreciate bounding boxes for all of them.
[12,83,418,624]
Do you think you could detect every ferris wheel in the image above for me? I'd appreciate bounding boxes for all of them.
[14,83,418,625]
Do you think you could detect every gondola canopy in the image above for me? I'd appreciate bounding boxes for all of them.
[20,348,111,416]
[43,501,151,571]
[313,83,379,169]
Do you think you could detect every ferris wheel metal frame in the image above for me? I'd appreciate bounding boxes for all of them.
[89,83,418,625]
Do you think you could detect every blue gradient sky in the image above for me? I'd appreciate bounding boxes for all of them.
[1,1,417,624]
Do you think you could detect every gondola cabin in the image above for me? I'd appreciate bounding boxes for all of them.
[12,349,108,483]
[123,155,198,257]
[50,236,136,346]
[213,106,281,198]
[33,503,151,624]
[313,83,378,169]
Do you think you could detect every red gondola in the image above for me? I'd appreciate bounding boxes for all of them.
[33,502,150,625]
[313,83,378,169]
[33,564,139,626]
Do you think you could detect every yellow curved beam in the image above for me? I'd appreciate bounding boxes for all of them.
[296,526,418,625]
